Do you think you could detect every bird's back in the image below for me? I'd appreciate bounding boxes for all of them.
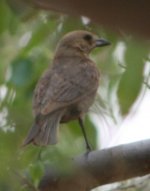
[33,55,100,118]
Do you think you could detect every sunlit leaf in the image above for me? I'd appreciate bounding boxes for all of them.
[21,19,59,56]
[117,40,148,115]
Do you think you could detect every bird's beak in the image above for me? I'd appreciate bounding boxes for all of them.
[95,38,111,47]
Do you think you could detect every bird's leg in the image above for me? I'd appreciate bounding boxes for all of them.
[78,117,92,151]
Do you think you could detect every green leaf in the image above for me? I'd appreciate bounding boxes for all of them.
[0,0,12,34]
[117,40,148,115]
[29,162,44,185]
[10,58,33,86]
[8,14,20,35]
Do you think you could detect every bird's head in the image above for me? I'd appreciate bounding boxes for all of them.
[55,30,110,56]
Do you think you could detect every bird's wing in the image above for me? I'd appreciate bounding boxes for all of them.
[33,57,99,115]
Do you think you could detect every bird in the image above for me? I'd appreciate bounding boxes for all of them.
[23,30,110,150]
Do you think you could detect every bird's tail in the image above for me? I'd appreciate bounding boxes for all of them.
[23,111,64,146]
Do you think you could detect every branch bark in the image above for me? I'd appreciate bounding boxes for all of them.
[26,0,150,39]
[38,139,150,191]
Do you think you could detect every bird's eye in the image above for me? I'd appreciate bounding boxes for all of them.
[83,34,92,41]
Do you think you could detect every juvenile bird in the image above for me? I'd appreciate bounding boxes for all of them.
[23,30,110,149]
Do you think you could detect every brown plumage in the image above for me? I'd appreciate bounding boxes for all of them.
[23,30,110,148]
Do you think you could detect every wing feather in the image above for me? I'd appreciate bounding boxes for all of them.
[33,57,99,115]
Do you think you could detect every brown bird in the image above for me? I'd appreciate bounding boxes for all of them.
[23,30,110,149]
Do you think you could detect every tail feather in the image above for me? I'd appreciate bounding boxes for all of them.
[23,111,64,146]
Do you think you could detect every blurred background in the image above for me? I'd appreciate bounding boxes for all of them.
[0,0,150,190]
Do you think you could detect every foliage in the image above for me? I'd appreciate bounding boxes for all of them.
[0,1,149,190]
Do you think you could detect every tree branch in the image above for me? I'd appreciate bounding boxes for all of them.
[26,0,150,39]
[38,139,150,191]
